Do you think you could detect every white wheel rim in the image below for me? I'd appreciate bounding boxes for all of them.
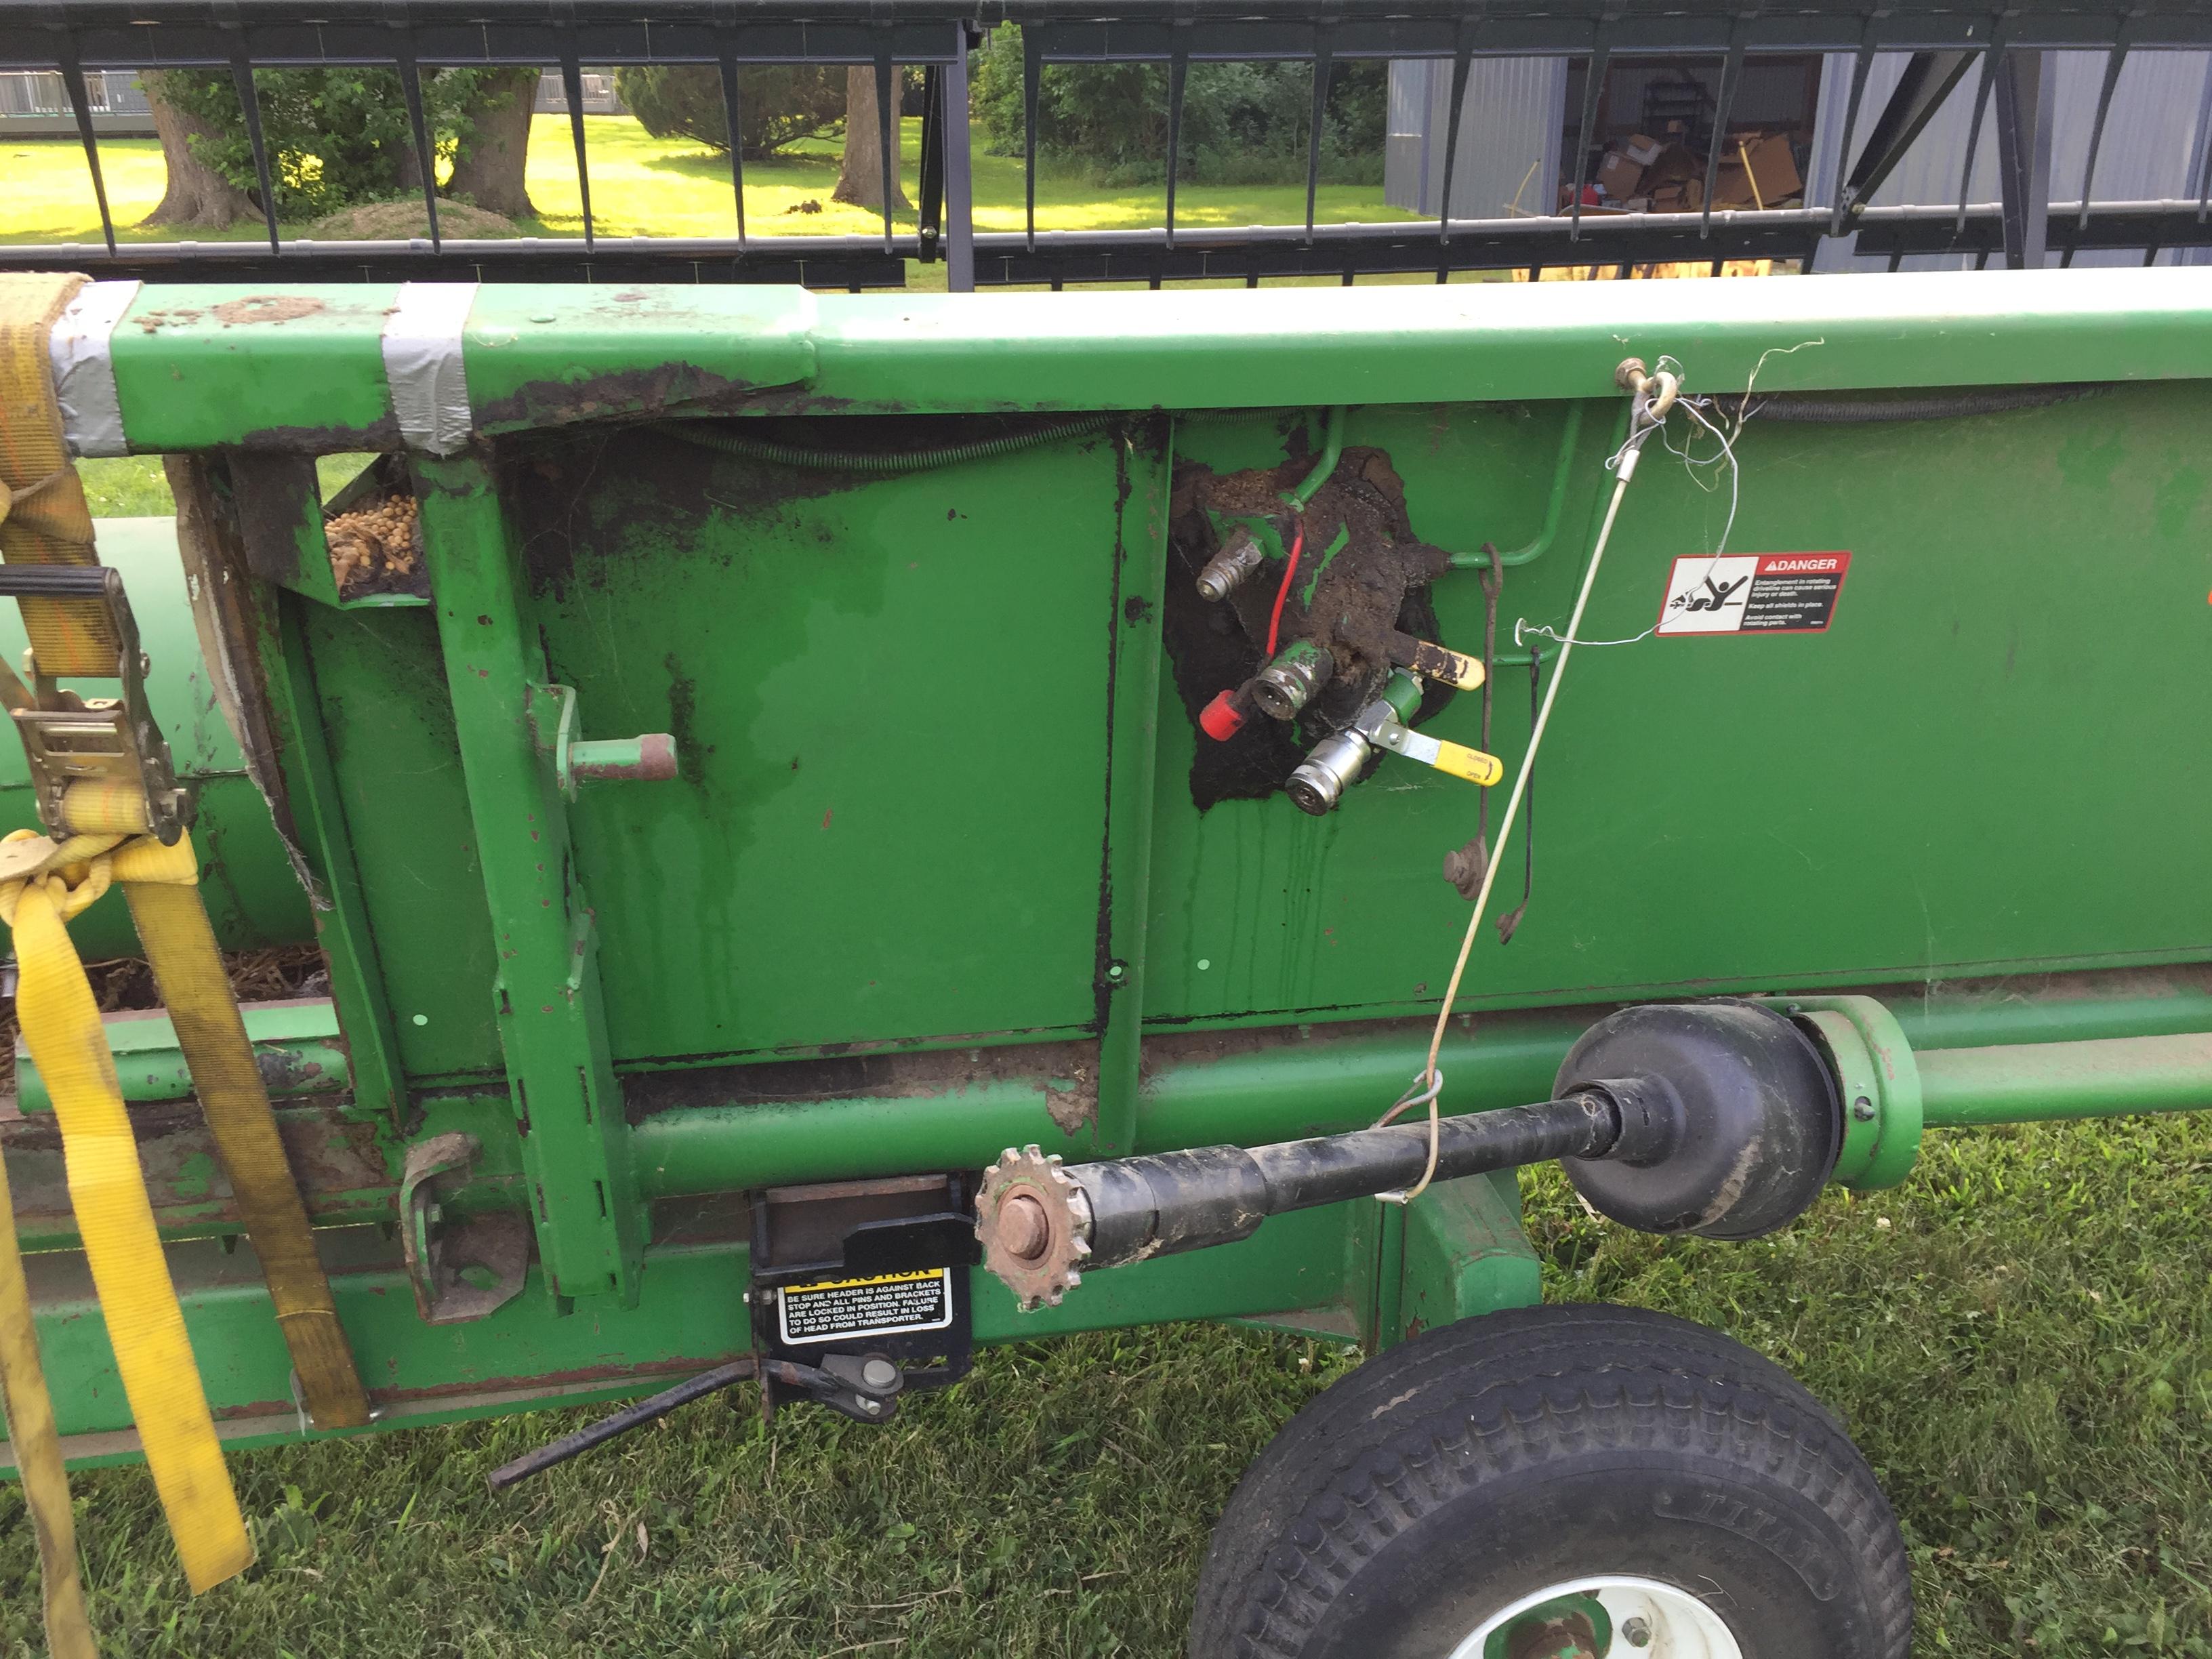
[1446,1574,1746,1659]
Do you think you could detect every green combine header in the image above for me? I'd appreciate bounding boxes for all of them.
[1,258,2210,1657]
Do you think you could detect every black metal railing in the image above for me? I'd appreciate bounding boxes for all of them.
[5,1,2212,288]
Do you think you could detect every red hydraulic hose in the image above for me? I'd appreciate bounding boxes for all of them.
[1265,520,1305,657]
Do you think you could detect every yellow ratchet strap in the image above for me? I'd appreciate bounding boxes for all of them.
[0,1102,98,1659]
[113,830,370,1429]
[0,829,252,1596]
[1,272,117,677]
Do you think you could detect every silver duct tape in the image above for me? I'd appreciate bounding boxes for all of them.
[381,281,479,456]
[49,279,141,458]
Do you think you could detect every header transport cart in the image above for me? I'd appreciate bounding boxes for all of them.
[5,5,2212,1658]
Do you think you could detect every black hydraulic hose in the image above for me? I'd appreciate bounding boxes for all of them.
[1073,1092,1621,1270]
[1711,384,2111,423]
[659,413,1113,473]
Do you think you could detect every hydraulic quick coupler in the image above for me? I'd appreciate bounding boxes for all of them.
[1286,672,1502,815]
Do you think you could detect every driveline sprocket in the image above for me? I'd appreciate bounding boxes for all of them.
[974,1145,1091,1311]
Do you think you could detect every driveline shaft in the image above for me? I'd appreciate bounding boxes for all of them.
[1065,1091,1620,1271]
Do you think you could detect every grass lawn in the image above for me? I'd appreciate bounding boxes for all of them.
[1,1114,2206,1656]
[2,115,1418,249]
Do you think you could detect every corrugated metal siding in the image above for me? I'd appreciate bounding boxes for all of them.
[1385,58,1434,213]
[1604,60,1814,138]
[2048,49,2211,201]
[1386,55,1564,219]
[1808,48,2212,270]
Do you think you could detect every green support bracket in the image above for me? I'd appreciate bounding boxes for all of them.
[171,453,411,1130]
[1091,420,1171,1157]
[1785,996,1925,1190]
[415,454,642,1309]
[1392,1170,1544,1349]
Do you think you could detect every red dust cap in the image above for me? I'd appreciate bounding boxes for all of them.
[1200,689,1246,741]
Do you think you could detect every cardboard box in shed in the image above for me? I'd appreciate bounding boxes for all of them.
[1714,134,1804,208]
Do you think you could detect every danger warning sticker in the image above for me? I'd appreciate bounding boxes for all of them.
[777,1267,954,1346]
[1657,552,1851,636]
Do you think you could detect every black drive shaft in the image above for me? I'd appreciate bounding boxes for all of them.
[1078,1090,1622,1269]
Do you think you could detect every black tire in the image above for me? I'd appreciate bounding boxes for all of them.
[1189,1304,1912,1659]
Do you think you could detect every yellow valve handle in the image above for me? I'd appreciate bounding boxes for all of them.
[1428,738,1504,787]
[0,830,254,1598]
[1373,722,1505,787]
[1395,634,1487,691]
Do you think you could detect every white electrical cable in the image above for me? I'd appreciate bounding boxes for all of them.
[1376,378,1668,1205]
[1518,377,1743,653]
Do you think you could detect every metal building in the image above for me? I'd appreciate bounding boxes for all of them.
[1387,49,2212,268]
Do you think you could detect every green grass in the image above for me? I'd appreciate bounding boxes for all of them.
[75,455,374,518]
[1,115,1418,249]
[4,1113,2209,1656]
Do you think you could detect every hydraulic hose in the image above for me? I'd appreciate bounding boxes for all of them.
[659,413,1113,472]
[1284,405,1345,509]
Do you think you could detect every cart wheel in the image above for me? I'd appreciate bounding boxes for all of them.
[1189,1304,1911,1659]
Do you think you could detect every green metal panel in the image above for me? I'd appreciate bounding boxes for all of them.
[460,285,816,434]
[1147,382,2212,1024]
[792,273,2212,411]
[523,423,1169,1065]
[294,602,500,1078]
[94,274,2212,453]
[109,285,401,450]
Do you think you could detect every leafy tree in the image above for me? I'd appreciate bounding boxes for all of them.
[972,26,1385,186]
[148,68,497,221]
[615,64,846,157]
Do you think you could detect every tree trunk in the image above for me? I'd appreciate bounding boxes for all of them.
[832,65,912,211]
[445,66,540,218]
[140,71,258,229]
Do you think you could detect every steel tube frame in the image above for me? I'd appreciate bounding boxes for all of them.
[1917,1033,2212,1127]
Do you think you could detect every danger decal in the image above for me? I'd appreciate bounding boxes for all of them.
[1656,552,1851,636]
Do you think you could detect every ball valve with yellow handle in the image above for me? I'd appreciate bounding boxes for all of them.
[1286,671,1501,815]
[1388,630,1487,693]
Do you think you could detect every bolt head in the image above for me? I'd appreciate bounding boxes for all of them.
[1622,1615,1653,1647]
[1853,1096,1878,1122]
[999,1192,1051,1262]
